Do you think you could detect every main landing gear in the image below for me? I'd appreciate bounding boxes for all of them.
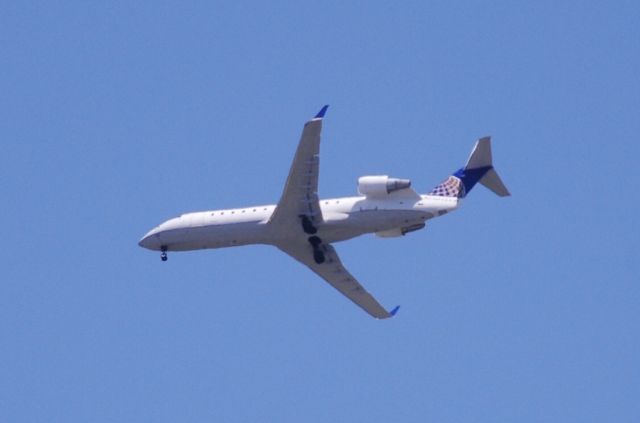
[300,215,324,264]
[160,246,168,262]
[299,214,318,234]
[308,236,325,264]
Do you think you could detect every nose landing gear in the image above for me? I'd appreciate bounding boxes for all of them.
[160,246,168,262]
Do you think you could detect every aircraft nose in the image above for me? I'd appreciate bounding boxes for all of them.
[138,229,162,250]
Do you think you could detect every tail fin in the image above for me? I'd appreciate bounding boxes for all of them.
[429,137,510,198]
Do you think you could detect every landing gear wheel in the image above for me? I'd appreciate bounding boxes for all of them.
[300,215,318,234]
[308,235,322,247]
[160,246,168,262]
[313,249,326,264]
[308,236,325,264]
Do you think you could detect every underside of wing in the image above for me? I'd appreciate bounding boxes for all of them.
[269,106,328,231]
[278,242,399,319]
[270,107,398,319]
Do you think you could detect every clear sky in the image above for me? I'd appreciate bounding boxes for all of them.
[1,1,639,422]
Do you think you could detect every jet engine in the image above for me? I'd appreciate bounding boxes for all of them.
[357,175,412,198]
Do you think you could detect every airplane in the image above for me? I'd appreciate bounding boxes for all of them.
[138,105,510,319]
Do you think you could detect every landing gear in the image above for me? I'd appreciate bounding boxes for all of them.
[313,249,326,264]
[299,215,318,234]
[308,236,325,264]
[301,215,323,263]
[308,236,322,248]
[160,246,168,262]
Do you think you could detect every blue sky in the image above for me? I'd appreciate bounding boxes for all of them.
[1,1,639,421]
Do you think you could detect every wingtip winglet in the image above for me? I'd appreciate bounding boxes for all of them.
[314,105,329,119]
[389,305,400,317]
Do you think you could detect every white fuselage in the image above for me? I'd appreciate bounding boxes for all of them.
[138,194,460,252]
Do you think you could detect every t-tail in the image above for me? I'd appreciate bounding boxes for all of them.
[430,137,510,198]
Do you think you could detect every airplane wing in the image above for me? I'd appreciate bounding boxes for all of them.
[278,241,399,319]
[269,105,328,230]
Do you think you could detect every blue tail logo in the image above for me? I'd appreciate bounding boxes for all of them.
[429,137,511,199]
[430,175,466,198]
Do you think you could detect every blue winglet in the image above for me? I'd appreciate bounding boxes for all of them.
[314,105,329,119]
[389,305,400,317]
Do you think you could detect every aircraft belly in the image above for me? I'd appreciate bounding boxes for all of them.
[320,209,427,243]
[161,221,268,251]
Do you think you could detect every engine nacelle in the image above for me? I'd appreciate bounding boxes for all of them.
[357,175,411,198]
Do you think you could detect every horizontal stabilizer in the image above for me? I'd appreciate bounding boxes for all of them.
[480,168,511,197]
